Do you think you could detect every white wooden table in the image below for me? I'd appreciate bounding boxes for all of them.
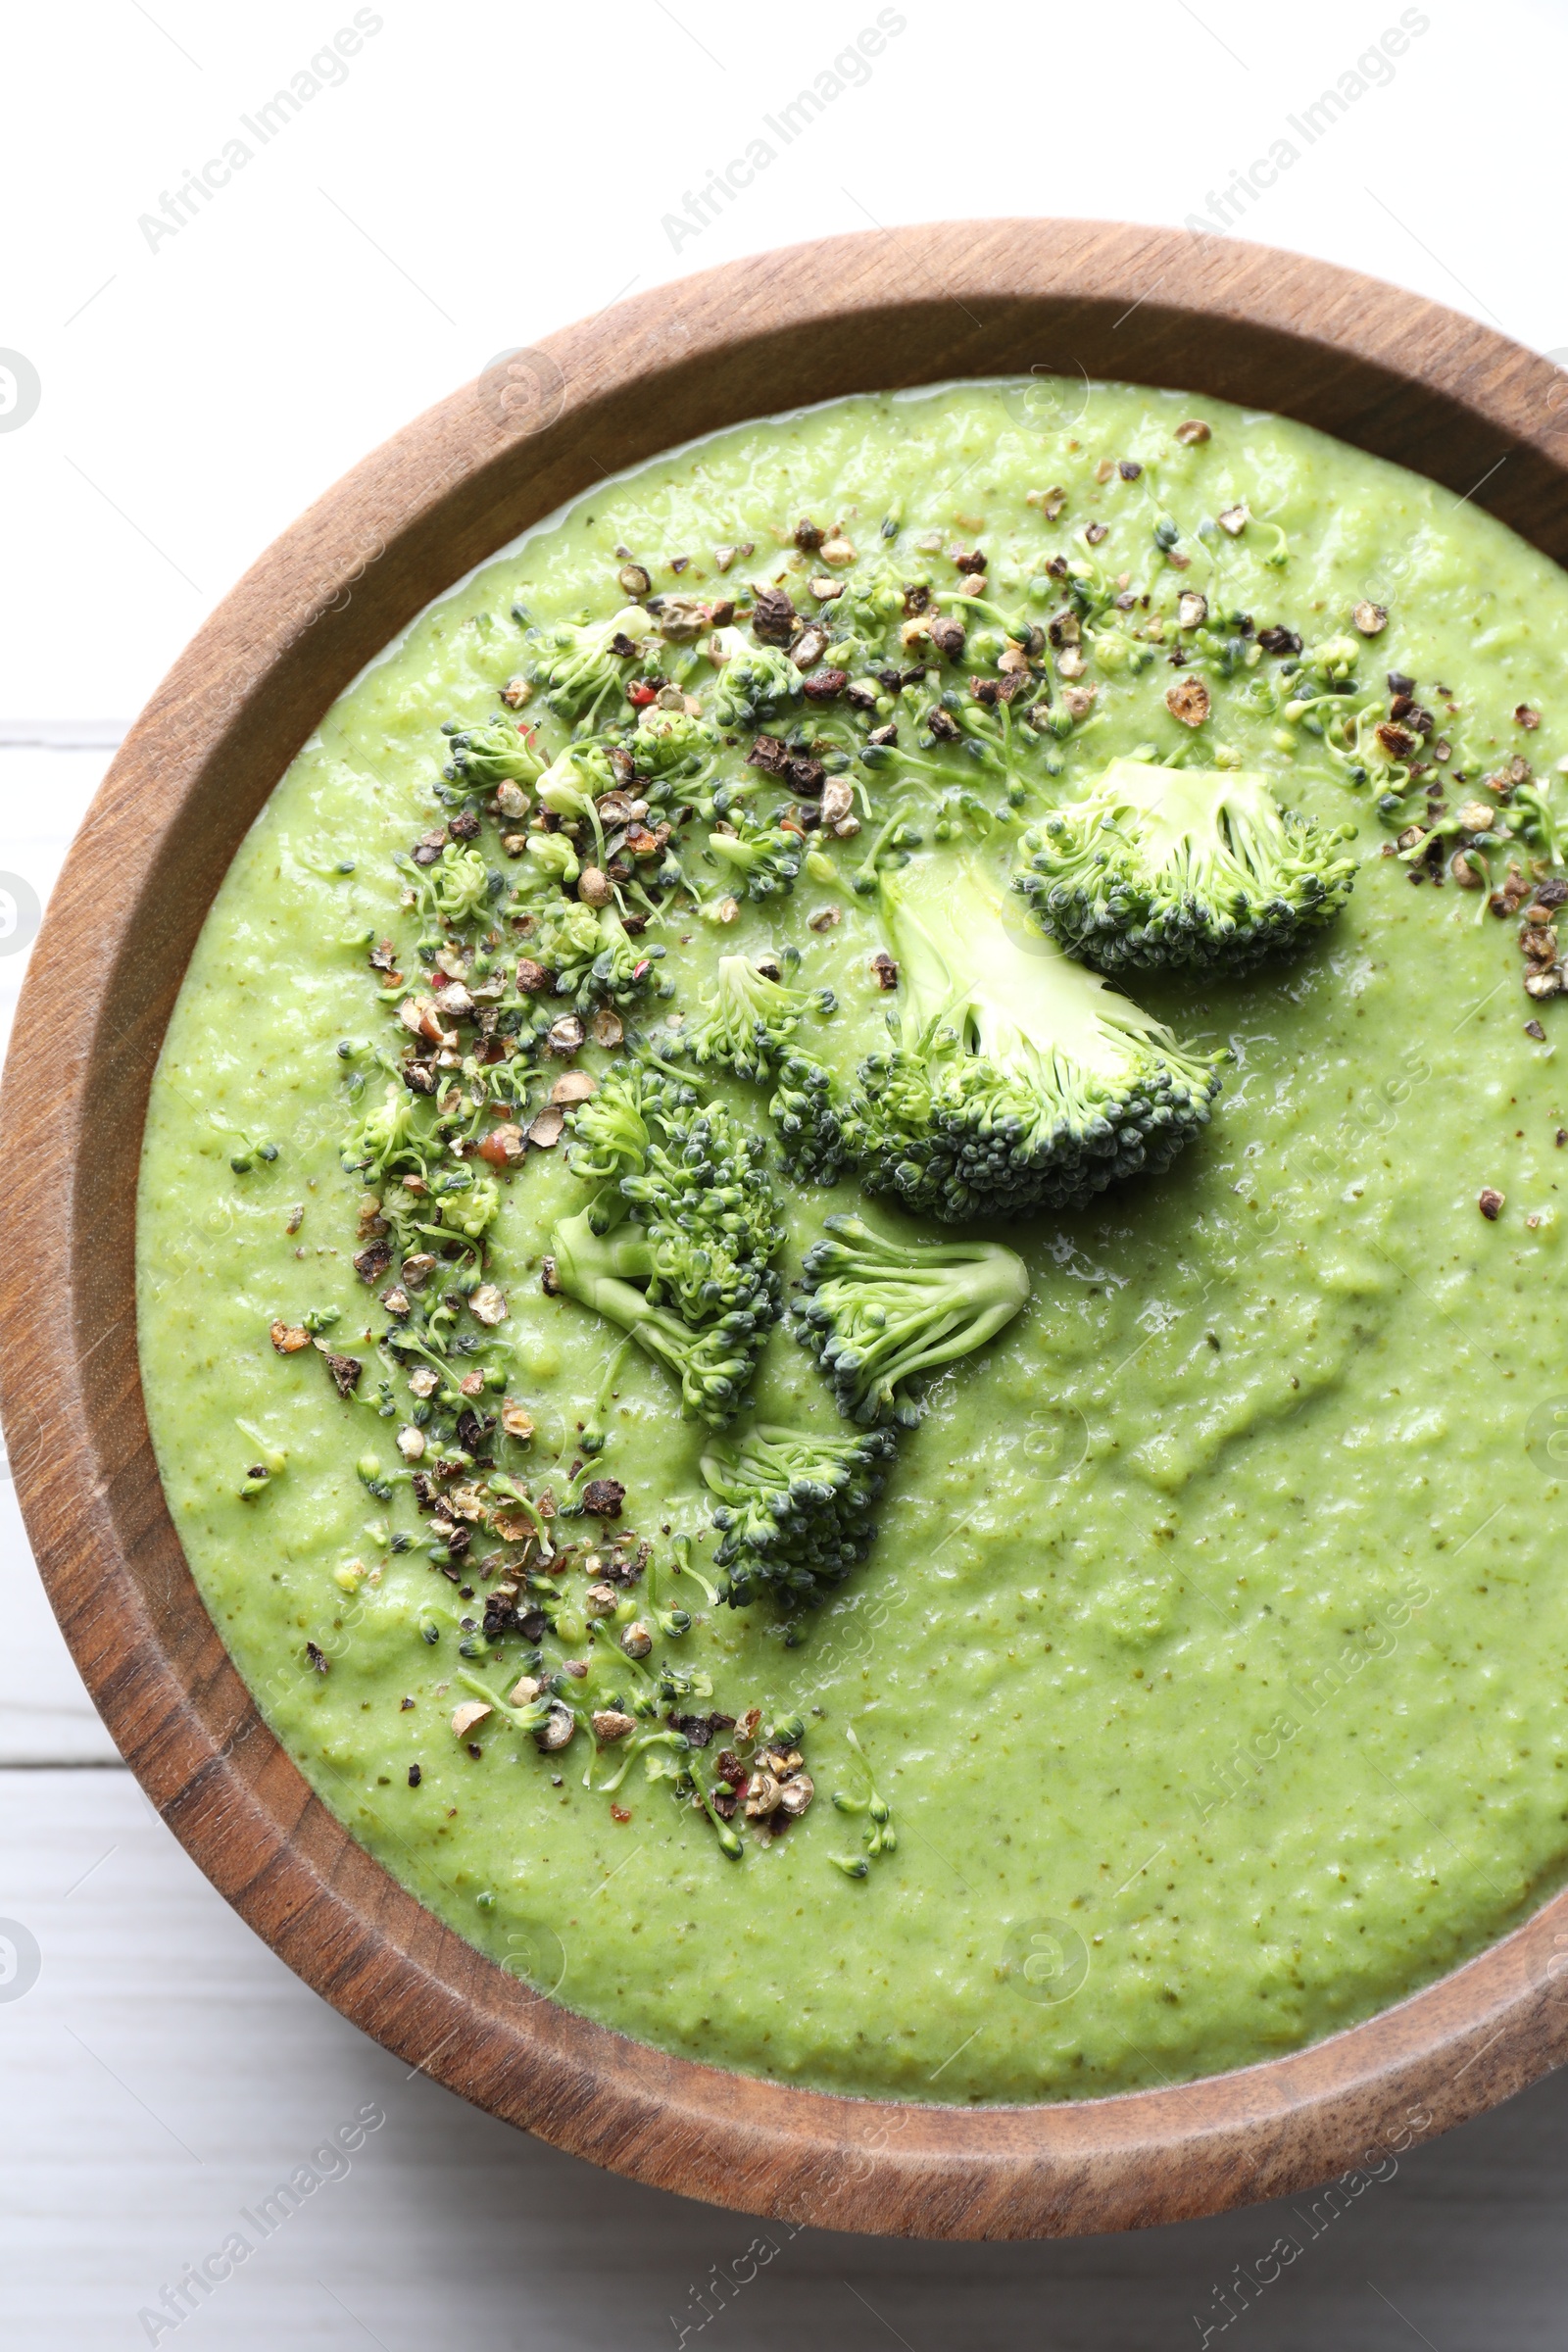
[3,746,1567,2348]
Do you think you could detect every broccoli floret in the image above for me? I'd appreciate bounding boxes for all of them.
[567,1200,775,1332]
[699,1421,896,1606]
[439,1169,500,1241]
[534,749,612,864]
[793,1214,1030,1427]
[768,1051,856,1186]
[402,840,495,930]
[709,627,804,728]
[550,1209,758,1426]
[531,895,603,984]
[566,1059,695,1190]
[633,704,718,777]
[442,715,545,791]
[533,901,668,1011]
[825,563,913,663]
[681,956,836,1082]
[848,868,1222,1220]
[1015,760,1357,973]
[586,909,669,1008]
[523,831,580,888]
[556,1067,785,1412]
[342,1083,425,1181]
[706,819,804,903]
[617,1096,785,1316]
[530,605,651,721]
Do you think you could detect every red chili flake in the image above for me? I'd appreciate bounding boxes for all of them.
[626,680,659,707]
[610,1804,632,1824]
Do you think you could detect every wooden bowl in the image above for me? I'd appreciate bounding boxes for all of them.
[7,220,1568,2239]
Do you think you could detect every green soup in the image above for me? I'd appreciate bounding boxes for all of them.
[138,379,1568,2104]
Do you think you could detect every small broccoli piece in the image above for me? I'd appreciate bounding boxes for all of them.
[1016,760,1358,973]
[534,748,612,864]
[633,704,718,777]
[342,1083,424,1180]
[442,715,545,791]
[617,1096,785,1317]
[825,563,913,664]
[569,1202,775,1333]
[533,901,668,1011]
[849,868,1222,1221]
[706,820,804,903]
[439,1170,500,1241]
[1300,632,1362,687]
[767,1051,856,1186]
[403,841,494,929]
[530,605,651,721]
[550,1208,758,1427]
[566,1066,785,1323]
[567,1060,678,1189]
[523,831,580,888]
[700,1421,897,1606]
[586,908,669,1008]
[557,1066,785,1414]
[793,1214,1030,1427]
[531,895,603,986]
[709,626,804,727]
[681,956,836,1082]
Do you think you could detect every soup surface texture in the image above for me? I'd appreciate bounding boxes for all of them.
[139,380,1568,2103]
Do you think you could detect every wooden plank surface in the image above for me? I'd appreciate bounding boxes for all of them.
[3,1761,1568,2350]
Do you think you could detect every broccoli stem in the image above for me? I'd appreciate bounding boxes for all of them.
[579,1335,635,1458]
[484,1473,552,1551]
[456,1669,553,1736]
[852,802,917,895]
[671,1532,718,1606]
[589,1727,686,1797]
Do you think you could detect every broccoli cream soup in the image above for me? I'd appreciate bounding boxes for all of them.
[139,381,1568,2103]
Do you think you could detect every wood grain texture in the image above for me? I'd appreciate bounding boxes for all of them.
[5,220,1568,2241]
[17,1766,1568,2352]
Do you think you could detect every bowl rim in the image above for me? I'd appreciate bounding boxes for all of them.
[7,218,1568,2240]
